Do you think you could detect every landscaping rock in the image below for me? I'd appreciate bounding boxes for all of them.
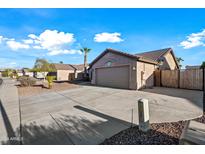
[101,113,205,145]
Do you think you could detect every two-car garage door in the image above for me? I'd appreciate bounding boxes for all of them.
[95,65,130,89]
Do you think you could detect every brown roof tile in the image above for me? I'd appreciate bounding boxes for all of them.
[70,64,84,70]
[89,48,159,68]
[53,63,75,70]
[135,48,171,61]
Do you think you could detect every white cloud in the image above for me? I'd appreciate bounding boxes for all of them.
[6,40,30,50]
[180,29,205,49]
[23,39,34,44]
[29,30,75,50]
[0,29,80,56]
[28,34,39,40]
[0,36,3,43]
[94,32,124,43]
[48,49,81,56]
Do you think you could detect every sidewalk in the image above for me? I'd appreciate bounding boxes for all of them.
[0,78,21,144]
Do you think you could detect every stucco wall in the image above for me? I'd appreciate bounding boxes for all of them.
[160,52,178,70]
[90,52,137,90]
[57,70,74,81]
[136,61,156,89]
[25,72,34,77]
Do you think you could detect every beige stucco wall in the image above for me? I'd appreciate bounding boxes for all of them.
[160,52,178,70]
[57,70,74,81]
[90,52,137,90]
[136,61,156,89]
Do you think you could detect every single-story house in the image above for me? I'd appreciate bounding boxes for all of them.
[186,65,201,70]
[22,68,34,77]
[34,72,48,79]
[71,64,85,79]
[16,70,23,77]
[16,68,34,77]
[52,63,84,81]
[89,48,179,90]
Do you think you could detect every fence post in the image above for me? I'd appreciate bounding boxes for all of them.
[178,69,180,88]
[203,68,205,112]
[160,70,162,87]
[138,98,150,132]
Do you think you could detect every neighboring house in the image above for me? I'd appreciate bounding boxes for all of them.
[0,69,3,77]
[89,48,179,90]
[186,65,201,70]
[34,72,48,79]
[52,63,84,81]
[16,70,23,77]
[16,68,34,77]
[22,68,34,77]
[70,64,84,79]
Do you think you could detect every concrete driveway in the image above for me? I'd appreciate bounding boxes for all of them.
[19,85,203,144]
[0,79,203,145]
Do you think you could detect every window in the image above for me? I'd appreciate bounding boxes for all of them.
[105,61,112,67]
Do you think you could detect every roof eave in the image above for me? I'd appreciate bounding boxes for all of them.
[137,57,158,65]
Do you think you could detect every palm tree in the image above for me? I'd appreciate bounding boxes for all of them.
[80,47,91,77]
[176,57,184,69]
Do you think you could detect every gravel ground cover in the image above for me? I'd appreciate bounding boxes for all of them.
[101,113,205,145]
[17,81,79,97]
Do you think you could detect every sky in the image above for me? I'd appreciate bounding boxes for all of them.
[0,8,205,69]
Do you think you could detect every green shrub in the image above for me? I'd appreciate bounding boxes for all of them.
[18,76,37,87]
[46,76,55,89]
[1,71,8,77]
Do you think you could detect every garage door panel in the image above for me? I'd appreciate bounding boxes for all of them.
[96,66,129,89]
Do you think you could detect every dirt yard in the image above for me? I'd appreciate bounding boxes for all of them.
[17,81,80,97]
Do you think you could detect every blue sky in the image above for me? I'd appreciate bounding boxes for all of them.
[0,9,205,69]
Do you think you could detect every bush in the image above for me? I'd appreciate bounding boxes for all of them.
[0,78,3,85]
[1,71,8,77]
[18,76,37,87]
[46,76,55,89]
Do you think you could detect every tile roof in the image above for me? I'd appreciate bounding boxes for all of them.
[89,48,159,67]
[70,64,84,70]
[135,48,171,62]
[53,63,75,70]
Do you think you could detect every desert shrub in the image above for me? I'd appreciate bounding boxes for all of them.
[18,76,37,87]
[27,77,37,86]
[9,72,14,78]
[0,78,3,85]
[46,76,55,89]
[1,71,8,77]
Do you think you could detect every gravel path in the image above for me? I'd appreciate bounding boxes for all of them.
[101,113,205,145]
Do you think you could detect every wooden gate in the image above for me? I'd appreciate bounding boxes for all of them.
[161,70,179,88]
[154,69,204,91]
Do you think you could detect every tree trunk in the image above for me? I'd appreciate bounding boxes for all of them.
[84,52,87,77]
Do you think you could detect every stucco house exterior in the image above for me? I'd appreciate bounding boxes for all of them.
[89,48,179,90]
[71,64,85,79]
[52,63,84,81]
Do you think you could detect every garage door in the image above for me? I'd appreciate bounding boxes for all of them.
[96,65,129,89]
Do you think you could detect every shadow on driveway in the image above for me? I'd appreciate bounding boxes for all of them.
[0,99,20,145]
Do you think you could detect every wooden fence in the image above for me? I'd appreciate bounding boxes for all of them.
[154,69,205,91]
